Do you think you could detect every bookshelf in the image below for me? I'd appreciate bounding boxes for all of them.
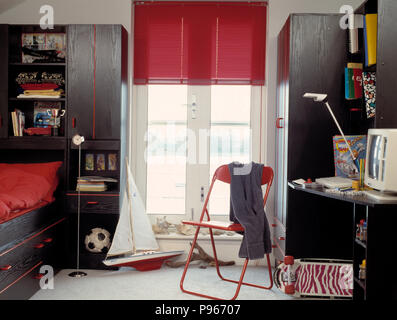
[6,25,67,139]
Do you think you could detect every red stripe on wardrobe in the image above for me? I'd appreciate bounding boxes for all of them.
[93,24,97,139]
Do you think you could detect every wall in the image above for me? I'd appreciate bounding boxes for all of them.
[0,0,131,29]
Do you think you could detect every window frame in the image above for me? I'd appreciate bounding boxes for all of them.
[131,84,266,224]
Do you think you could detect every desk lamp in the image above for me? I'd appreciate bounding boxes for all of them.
[303,93,357,163]
[69,134,88,278]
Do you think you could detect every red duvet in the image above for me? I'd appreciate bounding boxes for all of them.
[0,162,62,222]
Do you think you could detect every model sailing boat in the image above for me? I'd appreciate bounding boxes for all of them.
[103,159,183,271]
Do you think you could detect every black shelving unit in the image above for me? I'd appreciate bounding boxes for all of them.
[291,185,397,300]
[0,24,128,273]
[275,0,397,300]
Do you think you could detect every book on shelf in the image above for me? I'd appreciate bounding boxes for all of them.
[10,108,25,136]
[344,67,363,100]
[363,14,377,67]
[78,176,118,183]
[333,135,367,179]
[76,182,107,192]
[33,101,61,128]
[76,176,118,192]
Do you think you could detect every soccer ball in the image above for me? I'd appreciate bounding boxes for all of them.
[84,228,111,253]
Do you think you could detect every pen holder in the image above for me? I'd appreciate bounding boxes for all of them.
[352,179,360,191]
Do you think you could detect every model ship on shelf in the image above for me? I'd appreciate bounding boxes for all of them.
[76,176,118,192]
[103,160,183,271]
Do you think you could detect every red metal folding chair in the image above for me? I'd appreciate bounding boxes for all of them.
[180,164,274,300]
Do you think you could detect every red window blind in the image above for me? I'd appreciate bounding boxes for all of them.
[134,1,267,85]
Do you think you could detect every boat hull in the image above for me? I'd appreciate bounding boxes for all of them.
[103,251,183,271]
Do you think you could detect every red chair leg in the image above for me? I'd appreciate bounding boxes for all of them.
[180,228,273,300]
[209,228,273,290]
[180,226,201,293]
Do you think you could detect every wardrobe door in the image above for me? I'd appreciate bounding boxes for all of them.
[274,17,290,262]
[94,25,121,140]
[0,25,8,138]
[67,24,95,139]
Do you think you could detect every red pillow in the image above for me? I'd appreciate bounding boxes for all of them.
[0,168,52,211]
[0,161,62,202]
[0,200,11,222]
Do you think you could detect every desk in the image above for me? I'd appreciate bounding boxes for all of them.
[289,183,397,300]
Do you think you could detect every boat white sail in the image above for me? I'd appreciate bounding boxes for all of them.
[104,159,183,271]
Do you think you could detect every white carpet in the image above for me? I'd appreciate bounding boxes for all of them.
[30,265,295,300]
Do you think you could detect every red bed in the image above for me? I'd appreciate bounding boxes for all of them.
[0,162,62,224]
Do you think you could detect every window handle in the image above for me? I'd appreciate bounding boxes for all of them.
[191,95,197,119]
[182,96,198,119]
[201,186,204,202]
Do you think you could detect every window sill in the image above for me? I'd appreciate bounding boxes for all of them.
[155,232,243,241]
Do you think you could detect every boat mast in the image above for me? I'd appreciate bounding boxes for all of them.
[125,158,137,255]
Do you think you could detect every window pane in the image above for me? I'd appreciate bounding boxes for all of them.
[209,86,251,215]
[146,85,187,214]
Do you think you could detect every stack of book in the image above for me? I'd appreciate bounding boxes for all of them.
[76,176,117,192]
[11,108,25,136]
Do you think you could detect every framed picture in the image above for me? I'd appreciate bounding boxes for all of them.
[85,154,94,171]
[96,154,105,171]
[108,154,117,171]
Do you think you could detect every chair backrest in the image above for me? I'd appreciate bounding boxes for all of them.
[199,164,273,222]
[213,164,273,186]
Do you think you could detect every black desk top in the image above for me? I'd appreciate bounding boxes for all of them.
[288,182,397,207]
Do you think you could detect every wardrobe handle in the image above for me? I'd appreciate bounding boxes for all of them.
[87,201,99,205]
[276,117,284,128]
[0,265,12,271]
[72,117,76,128]
[34,243,45,249]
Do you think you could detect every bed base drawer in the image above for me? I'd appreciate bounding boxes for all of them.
[0,218,65,296]
[0,261,44,300]
[0,202,61,249]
